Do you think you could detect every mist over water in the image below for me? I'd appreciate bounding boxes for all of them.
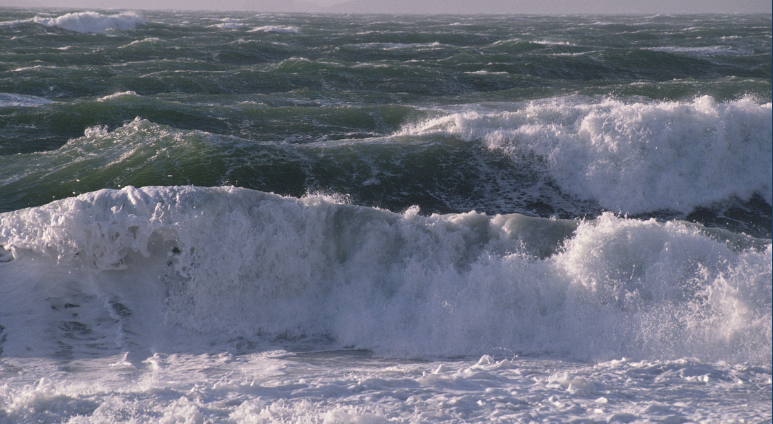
[0,9,770,423]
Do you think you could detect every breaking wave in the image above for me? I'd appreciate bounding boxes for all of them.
[250,26,300,34]
[0,186,769,363]
[33,11,145,33]
[399,96,772,214]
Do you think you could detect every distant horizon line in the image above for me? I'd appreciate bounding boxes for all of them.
[2,6,771,16]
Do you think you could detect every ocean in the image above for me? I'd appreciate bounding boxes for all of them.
[0,9,771,423]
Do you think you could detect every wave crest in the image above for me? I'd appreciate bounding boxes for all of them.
[0,186,769,363]
[250,26,300,34]
[33,11,145,33]
[399,96,772,214]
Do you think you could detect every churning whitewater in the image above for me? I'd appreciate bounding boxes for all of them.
[1,185,770,362]
[0,9,770,423]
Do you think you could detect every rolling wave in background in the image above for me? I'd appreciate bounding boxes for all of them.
[1,11,146,33]
[2,95,770,236]
[400,96,772,214]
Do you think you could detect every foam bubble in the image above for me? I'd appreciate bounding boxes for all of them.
[33,11,145,33]
[398,96,772,214]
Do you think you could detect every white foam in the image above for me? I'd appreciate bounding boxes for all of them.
[11,65,48,72]
[648,46,752,56]
[33,11,145,33]
[215,22,245,29]
[0,18,34,27]
[0,353,768,423]
[533,40,577,46]
[0,186,769,363]
[350,42,444,50]
[250,26,300,34]
[0,93,52,107]
[118,37,161,48]
[398,96,772,214]
[98,91,139,101]
[465,70,509,75]
[490,38,522,46]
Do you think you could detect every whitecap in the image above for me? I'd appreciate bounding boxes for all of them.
[0,18,34,27]
[533,40,578,46]
[118,37,161,48]
[249,26,300,34]
[351,41,444,50]
[215,22,245,29]
[397,96,772,214]
[33,11,145,33]
[465,70,509,75]
[647,46,751,56]
[0,93,52,107]
[98,91,139,101]
[0,186,768,363]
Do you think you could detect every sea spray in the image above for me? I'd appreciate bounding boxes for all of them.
[399,96,773,214]
[32,11,145,33]
[1,186,769,362]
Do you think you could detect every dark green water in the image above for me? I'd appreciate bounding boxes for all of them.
[1,10,771,235]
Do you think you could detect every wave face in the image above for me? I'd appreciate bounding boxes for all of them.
[0,10,770,360]
[400,96,772,214]
[2,101,770,236]
[1,11,770,230]
[0,186,769,363]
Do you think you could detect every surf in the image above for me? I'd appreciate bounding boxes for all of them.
[0,186,769,363]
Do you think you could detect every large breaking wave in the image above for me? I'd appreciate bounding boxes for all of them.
[0,186,769,363]
[400,96,772,214]
[32,11,145,33]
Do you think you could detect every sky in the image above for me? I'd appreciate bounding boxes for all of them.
[1,0,771,14]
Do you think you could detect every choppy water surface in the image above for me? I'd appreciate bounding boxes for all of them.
[0,9,770,423]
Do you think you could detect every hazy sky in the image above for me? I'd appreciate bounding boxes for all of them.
[1,0,771,14]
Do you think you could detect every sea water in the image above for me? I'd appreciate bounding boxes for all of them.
[0,9,770,423]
